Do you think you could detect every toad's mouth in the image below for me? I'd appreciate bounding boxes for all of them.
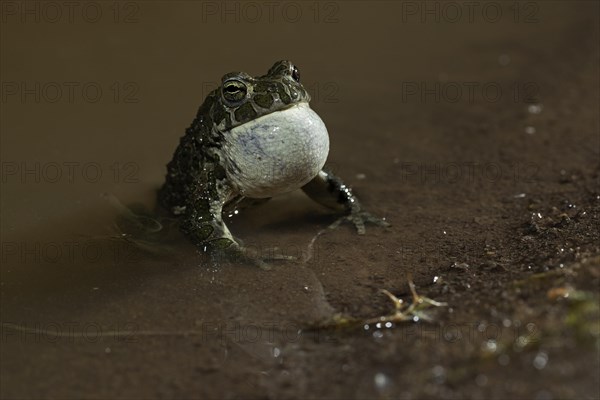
[219,103,330,199]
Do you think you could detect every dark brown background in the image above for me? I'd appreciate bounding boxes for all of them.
[1,1,599,399]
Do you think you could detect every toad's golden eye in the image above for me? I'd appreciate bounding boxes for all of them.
[291,65,300,82]
[222,80,247,103]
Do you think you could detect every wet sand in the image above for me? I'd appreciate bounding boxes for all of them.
[1,2,599,399]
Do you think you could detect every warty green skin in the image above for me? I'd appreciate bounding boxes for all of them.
[158,60,387,256]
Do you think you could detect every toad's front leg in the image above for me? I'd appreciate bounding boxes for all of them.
[181,180,291,268]
[302,169,390,234]
[180,178,237,251]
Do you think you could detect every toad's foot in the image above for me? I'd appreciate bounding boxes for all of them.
[329,205,391,235]
[302,205,390,263]
[301,170,391,235]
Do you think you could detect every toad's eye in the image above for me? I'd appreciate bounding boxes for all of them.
[291,65,300,82]
[222,80,247,103]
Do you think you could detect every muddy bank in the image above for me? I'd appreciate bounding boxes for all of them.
[1,2,598,399]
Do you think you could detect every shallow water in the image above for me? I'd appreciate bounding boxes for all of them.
[2,2,599,399]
